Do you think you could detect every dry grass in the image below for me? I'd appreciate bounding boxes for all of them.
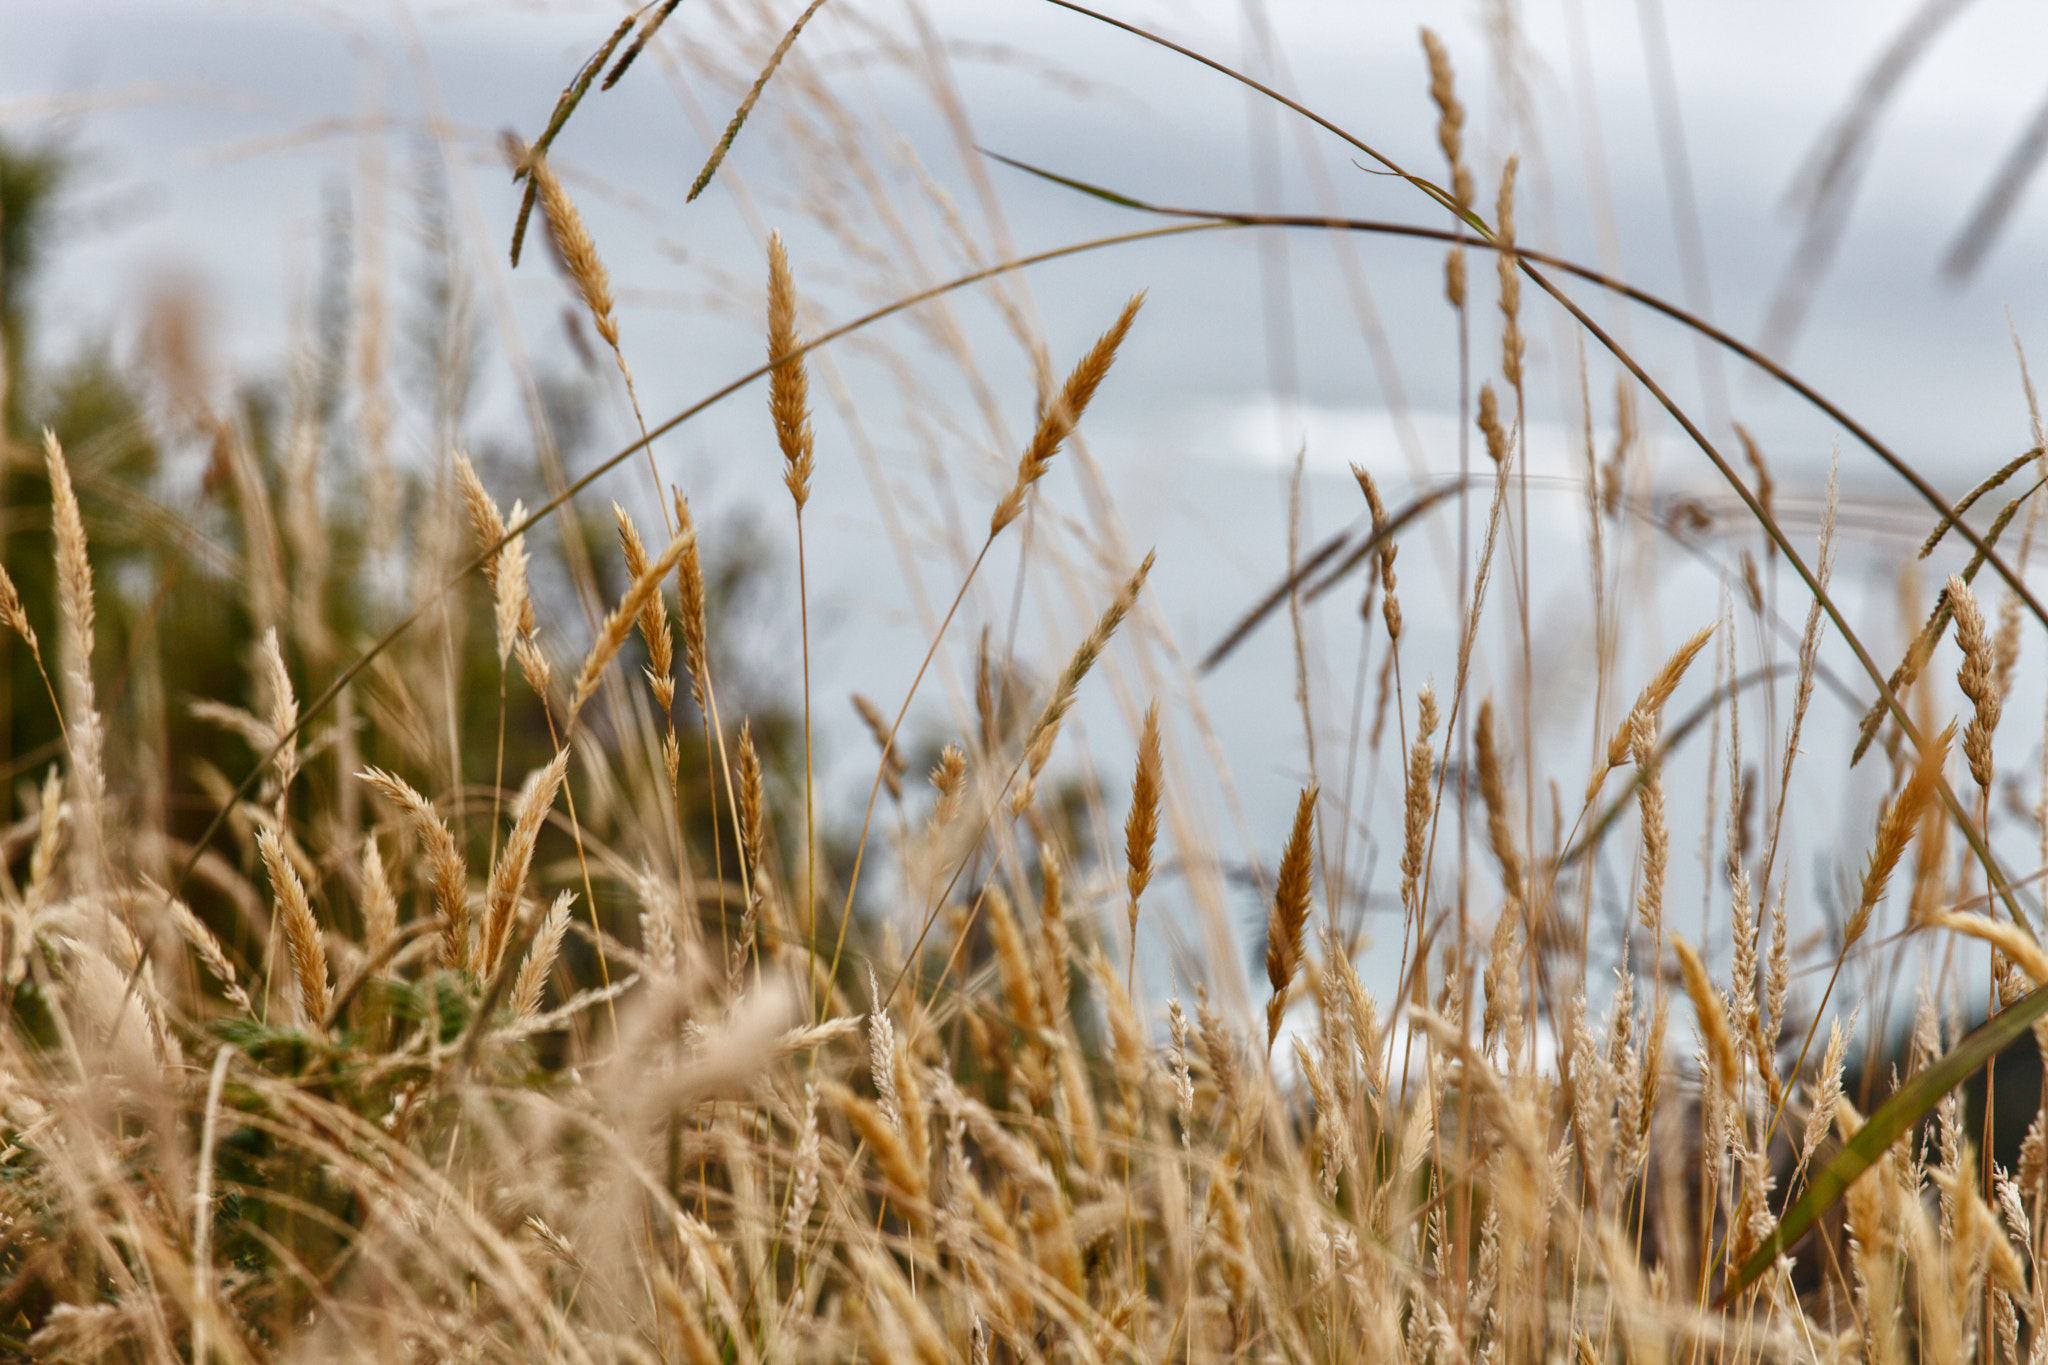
[8,6,2048,1365]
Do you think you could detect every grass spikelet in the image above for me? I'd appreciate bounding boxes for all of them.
[568,526,693,725]
[1016,552,1153,806]
[481,747,570,979]
[152,879,253,1014]
[1632,714,1669,938]
[827,1078,929,1223]
[256,627,298,809]
[0,561,39,658]
[982,881,1043,1034]
[519,145,618,350]
[614,503,675,711]
[44,429,105,841]
[1353,465,1404,649]
[1400,686,1440,916]
[1947,574,2000,791]
[1475,698,1521,896]
[852,693,904,800]
[1496,155,1522,387]
[990,295,1145,535]
[1265,785,1317,1053]
[1849,720,1953,947]
[1124,701,1162,938]
[257,827,330,1029]
[1477,382,1510,466]
[1420,30,1473,213]
[767,232,816,510]
[359,766,470,973]
[672,491,710,712]
[511,889,575,1017]
[455,451,507,580]
[1673,936,1738,1098]
[687,0,832,203]
[1593,623,1714,795]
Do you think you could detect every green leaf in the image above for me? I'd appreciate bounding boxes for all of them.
[1719,981,2048,1304]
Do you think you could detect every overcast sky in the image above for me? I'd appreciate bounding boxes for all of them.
[9,0,2048,1000]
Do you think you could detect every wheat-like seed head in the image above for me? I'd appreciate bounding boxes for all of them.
[568,526,693,725]
[1400,687,1439,916]
[615,503,676,712]
[1672,937,1738,1098]
[767,232,816,510]
[1475,699,1522,898]
[851,693,904,800]
[481,747,570,979]
[1419,29,1473,214]
[1496,155,1523,388]
[990,294,1144,536]
[0,560,37,655]
[359,767,470,974]
[1947,575,1999,790]
[511,890,576,1019]
[258,827,330,1029]
[1265,786,1317,1050]
[672,491,710,713]
[522,146,618,350]
[1123,701,1162,930]
[1851,720,1953,947]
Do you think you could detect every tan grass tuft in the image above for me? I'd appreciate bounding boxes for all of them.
[257,827,330,1028]
[766,232,816,510]
[990,295,1145,536]
[1265,786,1317,1052]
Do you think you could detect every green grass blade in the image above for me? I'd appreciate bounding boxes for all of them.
[1720,982,2048,1304]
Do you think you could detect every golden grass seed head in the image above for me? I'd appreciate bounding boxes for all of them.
[767,231,816,510]
[257,826,330,1029]
[1420,29,1472,212]
[1673,936,1738,1099]
[1851,720,1952,947]
[1478,382,1509,466]
[1496,155,1523,387]
[568,525,693,725]
[359,766,471,975]
[524,147,618,351]
[1265,785,1317,1049]
[672,491,710,712]
[1124,701,1162,922]
[0,560,37,655]
[991,293,1145,536]
[1947,574,1999,789]
[614,502,675,700]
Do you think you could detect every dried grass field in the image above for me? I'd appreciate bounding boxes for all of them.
[5,1,2048,1361]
